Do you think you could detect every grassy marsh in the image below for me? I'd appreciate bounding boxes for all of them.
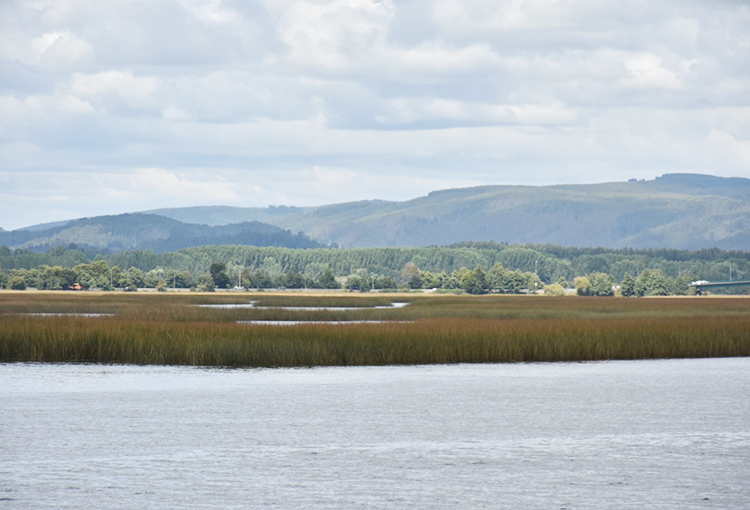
[1,292,749,367]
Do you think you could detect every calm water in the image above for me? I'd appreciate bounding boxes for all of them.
[1,359,749,509]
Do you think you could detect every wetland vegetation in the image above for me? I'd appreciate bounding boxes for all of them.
[1,292,749,367]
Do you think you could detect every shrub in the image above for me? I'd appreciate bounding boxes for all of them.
[574,276,590,296]
[543,283,565,296]
[9,276,26,290]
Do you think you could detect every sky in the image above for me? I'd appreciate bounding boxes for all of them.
[1,0,749,230]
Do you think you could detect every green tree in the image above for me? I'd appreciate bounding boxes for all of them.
[460,266,488,295]
[37,265,77,290]
[316,267,339,289]
[574,276,591,296]
[669,274,690,296]
[9,276,26,290]
[124,267,146,288]
[634,269,670,297]
[374,275,397,289]
[249,270,273,289]
[260,257,283,283]
[196,273,215,292]
[487,262,506,291]
[621,273,636,297]
[401,262,422,289]
[589,272,616,297]
[281,270,306,289]
[345,273,368,292]
[421,270,444,289]
[209,262,231,289]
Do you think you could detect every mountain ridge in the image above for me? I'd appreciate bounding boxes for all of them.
[4,174,750,251]
[148,174,750,250]
[0,213,324,253]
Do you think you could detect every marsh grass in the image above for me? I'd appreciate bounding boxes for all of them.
[1,292,749,366]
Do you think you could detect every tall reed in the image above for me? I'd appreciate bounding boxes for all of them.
[2,293,749,367]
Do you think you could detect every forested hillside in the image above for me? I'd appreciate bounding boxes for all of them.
[150,174,750,250]
[7,174,750,252]
[0,213,324,253]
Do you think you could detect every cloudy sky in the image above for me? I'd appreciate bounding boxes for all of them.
[1,0,749,230]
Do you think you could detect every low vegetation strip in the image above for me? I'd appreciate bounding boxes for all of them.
[1,293,749,367]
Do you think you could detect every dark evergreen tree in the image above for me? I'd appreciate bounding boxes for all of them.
[209,262,231,289]
[621,273,636,297]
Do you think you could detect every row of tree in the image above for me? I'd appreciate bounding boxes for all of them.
[568,270,693,297]
[0,243,747,295]
[3,242,748,284]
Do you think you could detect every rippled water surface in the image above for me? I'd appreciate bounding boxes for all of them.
[2,359,749,509]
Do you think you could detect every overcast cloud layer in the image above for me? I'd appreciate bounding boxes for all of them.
[1,0,749,230]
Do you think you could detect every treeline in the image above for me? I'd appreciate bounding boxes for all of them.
[0,242,748,295]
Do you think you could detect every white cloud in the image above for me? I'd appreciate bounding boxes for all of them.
[162,106,191,121]
[705,130,750,167]
[128,168,239,202]
[0,0,749,230]
[277,0,393,70]
[70,70,160,110]
[622,54,682,89]
[59,94,96,114]
[311,165,356,185]
[177,0,241,25]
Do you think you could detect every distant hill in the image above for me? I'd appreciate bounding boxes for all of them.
[0,213,324,253]
[6,174,750,251]
[146,174,750,250]
[143,205,312,226]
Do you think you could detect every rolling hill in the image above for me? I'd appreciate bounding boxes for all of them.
[5,174,750,251]
[0,213,324,253]
[147,174,750,250]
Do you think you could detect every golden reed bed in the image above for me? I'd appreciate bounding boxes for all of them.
[1,292,749,367]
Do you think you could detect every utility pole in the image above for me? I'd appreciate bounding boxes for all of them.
[239,252,246,290]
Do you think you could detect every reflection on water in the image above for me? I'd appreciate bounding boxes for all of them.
[11,313,115,317]
[237,320,414,326]
[1,358,748,509]
[198,301,411,310]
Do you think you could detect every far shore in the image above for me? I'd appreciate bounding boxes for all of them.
[1,288,748,298]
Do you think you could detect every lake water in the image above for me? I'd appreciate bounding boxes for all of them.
[237,320,413,326]
[1,358,748,509]
[198,302,410,310]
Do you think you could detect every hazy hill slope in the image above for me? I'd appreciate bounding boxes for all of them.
[143,205,312,226]
[8,174,750,251]
[145,174,750,250]
[0,214,323,252]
